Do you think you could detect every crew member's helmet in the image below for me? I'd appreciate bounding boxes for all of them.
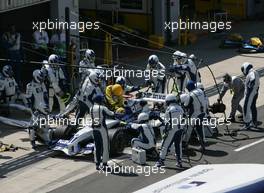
[241,62,253,76]
[2,65,14,78]
[186,80,196,92]
[112,84,124,96]
[85,49,96,63]
[148,55,159,68]
[89,72,100,85]
[33,69,44,83]
[137,112,149,123]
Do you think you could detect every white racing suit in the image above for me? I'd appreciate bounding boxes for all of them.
[243,69,260,125]
[0,77,18,103]
[131,123,156,150]
[59,63,96,117]
[219,76,244,118]
[26,81,50,145]
[90,104,114,166]
[183,88,207,147]
[145,62,166,93]
[26,81,49,114]
[79,59,95,81]
[77,78,103,121]
[170,59,200,93]
[159,104,184,163]
[45,65,66,113]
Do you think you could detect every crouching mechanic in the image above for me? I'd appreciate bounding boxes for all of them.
[218,73,244,122]
[145,55,166,93]
[181,80,207,151]
[26,70,49,148]
[76,71,103,121]
[90,94,114,170]
[241,62,260,129]
[127,112,156,151]
[156,94,184,168]
[105,84,125,113]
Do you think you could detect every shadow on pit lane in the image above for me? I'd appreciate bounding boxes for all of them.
[203,149,228,157]
[0,146,55,178]
[51,152,94,162]
[240,54,264,59]
[0,109,30,138]
[0,155,13,160]
[110,169,139,177]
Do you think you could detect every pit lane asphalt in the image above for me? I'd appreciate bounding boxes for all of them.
[49,106,264,193]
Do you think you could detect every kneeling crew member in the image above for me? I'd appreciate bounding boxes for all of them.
[128,112,156,150]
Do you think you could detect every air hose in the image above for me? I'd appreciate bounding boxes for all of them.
[205,63,249,141]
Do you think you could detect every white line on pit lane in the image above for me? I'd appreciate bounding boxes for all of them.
[234,138,264,152]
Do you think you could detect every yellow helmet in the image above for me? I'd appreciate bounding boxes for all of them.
[112,84,123,96]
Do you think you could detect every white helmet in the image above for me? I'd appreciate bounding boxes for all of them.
[2,65,14,77]
[115,76,126,87]
[48,54,59,68]
[196,82,204,91]
[172,50,182,59]
[48,54,59,63]
[33,69,44,83]
[42,60,48,65]
[180,52,187,64]
[137,112,149,123]
[148,55,159,68]
[189,54,197,61]
[89,71,99,85]
[241,62,253,75]
[85,49,95,63]
[165,94,179,105]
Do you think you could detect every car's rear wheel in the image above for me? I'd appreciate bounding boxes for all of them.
[108,127,126,156]
[52,125,76,140]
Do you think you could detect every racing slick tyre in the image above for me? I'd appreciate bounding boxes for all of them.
[52,125,76,140]
[108,128,126,156]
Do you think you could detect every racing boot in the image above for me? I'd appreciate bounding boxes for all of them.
[228,116,236,123]
[31,140,36,149]
[241,122,251,130]
[176,161,183,168]
[96,163,101,171]
[155,159,165,167]
[102,163,112,172]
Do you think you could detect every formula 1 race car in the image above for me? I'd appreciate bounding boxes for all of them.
[53,92,166,157]
[53,119,127,156]
[220,34,264,53]
[239,37,264,53]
